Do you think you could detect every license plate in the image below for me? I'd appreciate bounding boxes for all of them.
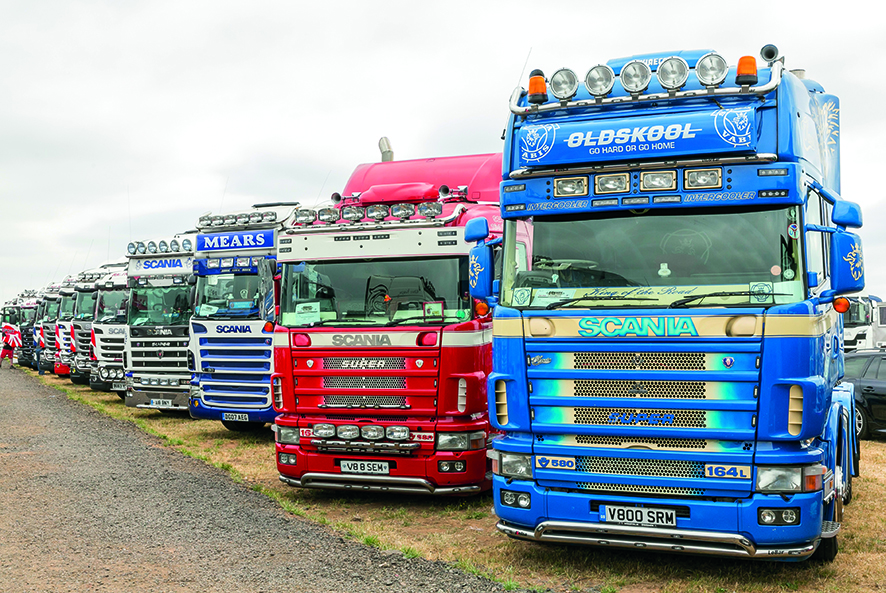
[340,460,389,475]
[150,399,173,407]
[112,382,125,391]
[222,412,250,422]
[600,505,676,527]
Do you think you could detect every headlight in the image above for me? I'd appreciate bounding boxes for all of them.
[220,258,234,268]
[585,64,615,96]
[554,177,588,197]
[366,205,389,220]
[313,423,335,438]
[236,257,250,267]
[390,203,415,219]
[169,240,180,252]
[684,168,721,189]
[249,212,263,223]
[181,239,193,251]
[696,52,728,87]
[499,452,533,480]
[337,425,359,440]
[317,208,339,223]
[137,242,146,254]
[127,243,137,255]
[640,171,677,191]
[620,60,651,93]
[594,173,629,194]
[277,425,300,445]
[158,240,168,253]
[147,241,157,254]
[550,68,578,100]
[386,426,410,441]
[361,425,385,440]
[206,259,220,269]
[437,431,486,451]
[657,56,689,90]
[341,206,365,222]
[755,466,811,493]
[295,209,316,224]
[417,202,443,218]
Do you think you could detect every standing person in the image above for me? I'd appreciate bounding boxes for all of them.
[34,325,45,375]
[0,323,18,370]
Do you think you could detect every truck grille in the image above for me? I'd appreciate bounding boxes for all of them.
[43,324,56,348]
[573,379,707,399]
[323,395,407,407]
[576,482,704,496]
[574,351,705,371]
[573,407,707,428]
[321,357,407,370]
[574,435,709,450]
[322,376,406,390]
[575,456,705,479]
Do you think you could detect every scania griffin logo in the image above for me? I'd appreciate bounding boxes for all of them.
[216,325,252,333]
[340,359,386,369]
[332,335,392,346]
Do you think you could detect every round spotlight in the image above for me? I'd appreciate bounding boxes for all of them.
[236,213,249,225]
[295,209,317,224]
[696,52,728,87]
[127,242,137,255]
[223,215,236,225]
[760,510,776,524]
[341,206,365,222]
[169,240,180,252]
[585,64,615,96]
[181,238,193,251]
[657,56,689,90]
[620,60,652,93]
[248,212,263,223]
[198,216,212,227]
[262,211,277,222]
[366,205,390,220]
[147,241,157,254]
[158,240,168,253]
[317,208,339,223]
[550,68,579,100]
[210,215,224,226]
[390,203,416,219]
[137,242,146,254]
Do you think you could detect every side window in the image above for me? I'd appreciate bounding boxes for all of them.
[843,356,868,379]
[821,198,832,277]
[804,190,826,286]
[863,357,881,379]
[879,306,886,327]
[877,358,886,381]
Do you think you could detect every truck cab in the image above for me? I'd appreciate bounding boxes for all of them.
[90,269,129,395]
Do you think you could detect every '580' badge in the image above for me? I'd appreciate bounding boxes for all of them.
[535,456,576,470]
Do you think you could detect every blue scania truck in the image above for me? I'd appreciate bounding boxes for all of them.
[466,46,862,561]
[188,203,298,431]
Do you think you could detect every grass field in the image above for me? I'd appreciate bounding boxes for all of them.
[30,370,886,593]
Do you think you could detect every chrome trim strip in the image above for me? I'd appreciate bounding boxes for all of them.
[510,62,783,116]
[497,520,818,559]
[280,473,482,495]
[509,154,778,179]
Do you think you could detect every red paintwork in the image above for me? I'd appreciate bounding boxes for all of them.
[274,154,502,493]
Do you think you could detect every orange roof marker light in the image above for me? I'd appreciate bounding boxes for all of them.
[736,55,758,86]
[527,69,548,104]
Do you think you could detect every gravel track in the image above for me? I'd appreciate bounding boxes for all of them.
[0,368,528,593]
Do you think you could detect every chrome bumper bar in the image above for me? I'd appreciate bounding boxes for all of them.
[497,519,821,559]
[280,472,482,495]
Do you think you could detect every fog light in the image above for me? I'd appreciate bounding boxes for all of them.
[782,509,798,524]
[341,206,365,222]
[386,426,410,441]
[278,453,297,465]
[313,423,335,438]
[517,494,531,508]
[640,171,677,191]
[337,425,359,439]
[440,461,452,472]
[417,202,443,218]
[391,203,416,219]
[685,168,721,189]
[361,425,384,440]
[760,510,777,524]
[502,490,517,506]
[595,173,629,194]
[554,177,588,197]
[318,208,339,223]
[454,461,465,472]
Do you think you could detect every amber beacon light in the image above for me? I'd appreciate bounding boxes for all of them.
[735,55,758,86]
[527,69,548,104]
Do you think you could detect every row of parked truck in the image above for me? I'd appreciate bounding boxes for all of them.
[1,45,868,562]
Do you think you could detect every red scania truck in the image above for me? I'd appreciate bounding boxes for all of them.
[272,152,505,494]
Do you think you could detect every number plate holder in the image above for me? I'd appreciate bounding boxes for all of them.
[112,382,125,391]
[150,399,173,407]
[222,412,250,422]
[600,505,677,527]
[340,460,390,475]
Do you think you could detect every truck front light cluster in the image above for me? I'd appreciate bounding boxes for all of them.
[657,56,689,90]
[595,173,629,194]
[641,171,677,191]
[758,508,800,525]
[417,202,443,218]
[278,453,297,465]
[312,423,335,438]
[272,377,283,409]
[554,177,588,197]
[99,367,124,380]
[437,431,486,451]
[489,451,532,480]
[438,460,466,473]
[361,425,385,440]
[386,426,410,441]
[341,206,365,222]
[337,425,360,439]
[501,490,531,509]
[366,205,389,220]
[685,168,722,189]
[276,425,300,445]
[756,464,825,493]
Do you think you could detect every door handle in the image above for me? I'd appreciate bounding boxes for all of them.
[862,386,875,392]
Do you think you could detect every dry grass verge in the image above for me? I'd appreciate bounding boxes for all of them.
[30,370,886,593]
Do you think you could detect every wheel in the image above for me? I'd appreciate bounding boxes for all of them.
[70,374,89,386]
[856,406,870,440]
[221,420,266,432]
[843,470,853,506]
[812,536,838,562]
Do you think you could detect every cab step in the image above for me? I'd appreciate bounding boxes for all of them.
[821,520,841,538]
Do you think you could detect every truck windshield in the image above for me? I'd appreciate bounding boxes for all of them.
[22,308,37,324]
[1,307,18,325]
[45,299,61,321]
[845,300,870,328]
[279,256,471,327]
[194,273,260,319]
[59,295,76,320]
[128,287,192,327]
[500,205,805,309]
[74,291,97,321]
[95,290,128,324]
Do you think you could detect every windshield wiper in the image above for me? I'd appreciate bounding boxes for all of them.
[385,317,448,327]
[544,295,657,310]
[668,291,791,308]
[307,318,379,326]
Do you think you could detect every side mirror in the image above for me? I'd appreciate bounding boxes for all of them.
[187,274,197,286]
[830,231,865,296]
[468,243,494,301]
[464,218,490,243]
[832,201,863,229]
[189,285,197,307]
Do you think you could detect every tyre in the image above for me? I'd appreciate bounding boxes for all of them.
[70,374,89,386]
[115,391,126,400]
[855,406,870,440]
[843,470,853,506]
[812,536,838,562]
[221,420,266,432]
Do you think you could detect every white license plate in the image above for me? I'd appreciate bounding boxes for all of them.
[601,505,676,527]
[150,399,173,407]
[340,460,389,475]
[112,382,125,391]
[222,413,250,422]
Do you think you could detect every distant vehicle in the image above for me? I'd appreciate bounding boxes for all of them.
[841,349,886,439]
[843,295,882,351]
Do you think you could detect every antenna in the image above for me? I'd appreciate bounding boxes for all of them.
[107,226,111,262]
[316,170,332,205]
[517,48,533,87]
[83,238,94,269]
[219,176,229,211]
[127,185,132,241]
[67,250,79,275]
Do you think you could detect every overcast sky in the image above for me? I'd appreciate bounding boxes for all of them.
[2,0,884,305]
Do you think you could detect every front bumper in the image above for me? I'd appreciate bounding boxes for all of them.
[126,388,190,411]
[189,397,277,423]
